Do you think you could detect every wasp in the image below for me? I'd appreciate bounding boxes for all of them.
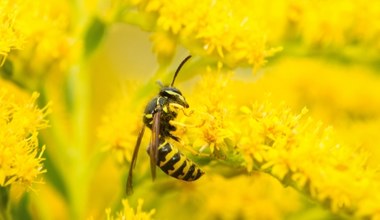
[126,55,204,195]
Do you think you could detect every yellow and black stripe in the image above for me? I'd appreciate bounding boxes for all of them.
[156,140,204,181]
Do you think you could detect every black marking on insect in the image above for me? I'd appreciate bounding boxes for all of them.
[126,55,205,195]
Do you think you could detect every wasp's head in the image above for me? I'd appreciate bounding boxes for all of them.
[159,87,189,108]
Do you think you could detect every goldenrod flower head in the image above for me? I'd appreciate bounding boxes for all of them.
[98,84,146,164]
[195,174,301,220]
[123,0,380,67]
[239,102,375,213]
[176,72,239,158]
[126,0,281,68]
[239,57,380,170]
[1,0,71,79]
[288,0,380,49]
[0,0,25,65]
[106,198,155,220]
[0,79,49,188]
[19,1,70,66]
[174,70,380,218]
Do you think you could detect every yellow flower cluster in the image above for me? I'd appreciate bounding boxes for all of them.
[0,0,73,94]
[124,0,281,68]
[122,0,380,67]
[194,174,301,220]
[242,57,380,169]
[175,70,380,219]
[106,199,155,220]
[240,102,378,216]
[177,72,237,157]
[242,57,380,219]
[98,83,147,165]
[287,0,380,49]
[0,0,24,66]
[0,0,70,68]
[0,79,49,188]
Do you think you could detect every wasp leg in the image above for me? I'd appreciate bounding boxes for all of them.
[169,120,191,127]
[169,118,207,128]
[171,139,210,158]
[126,126,145,195]
[181,108,193,116]
[169,134,180,142]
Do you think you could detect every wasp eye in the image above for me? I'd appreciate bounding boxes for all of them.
[160,87,189,108]
[160,87,181,97]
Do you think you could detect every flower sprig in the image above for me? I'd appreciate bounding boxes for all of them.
[287,0,380,49]
[180,72,380,219]
[0,0,71,68]
[0,0,23,66]
[0,78,48,220]
[239,102,377,216]
[122,0,281,68]
[0,79,49,188]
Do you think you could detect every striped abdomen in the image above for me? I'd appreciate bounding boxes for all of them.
[155,140,204,181]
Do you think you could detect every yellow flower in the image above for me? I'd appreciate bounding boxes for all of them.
[195,174,301,220]
[106,198,155,220]
[239,101,374,214]
[0,0,25,66]
[98,83,147,165]
[288,0,380,49]
[240,57,380,219]
[0,79,49,188]
[0,0,71,68]
[122,0,380,67]
[1,0,75,93]
[124,0,281,68]
[175,69,380,219]
[240,57,380,169]
[180,73,237,155]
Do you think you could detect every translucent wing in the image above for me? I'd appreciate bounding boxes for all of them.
[126,126,145,195]
[150,109,161,181]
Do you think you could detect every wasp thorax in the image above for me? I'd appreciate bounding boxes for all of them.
[160,87,189,108]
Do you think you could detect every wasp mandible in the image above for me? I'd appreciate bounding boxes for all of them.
[126,55,204,195]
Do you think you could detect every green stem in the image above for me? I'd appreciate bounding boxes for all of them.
[0,186,11,220]
[64,62,91,220]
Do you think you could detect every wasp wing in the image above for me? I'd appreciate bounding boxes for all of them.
[126,125,145,195]
[150,108,161,181]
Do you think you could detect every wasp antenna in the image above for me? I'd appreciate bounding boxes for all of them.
[156,80,164,88]
[171,55,192,87]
